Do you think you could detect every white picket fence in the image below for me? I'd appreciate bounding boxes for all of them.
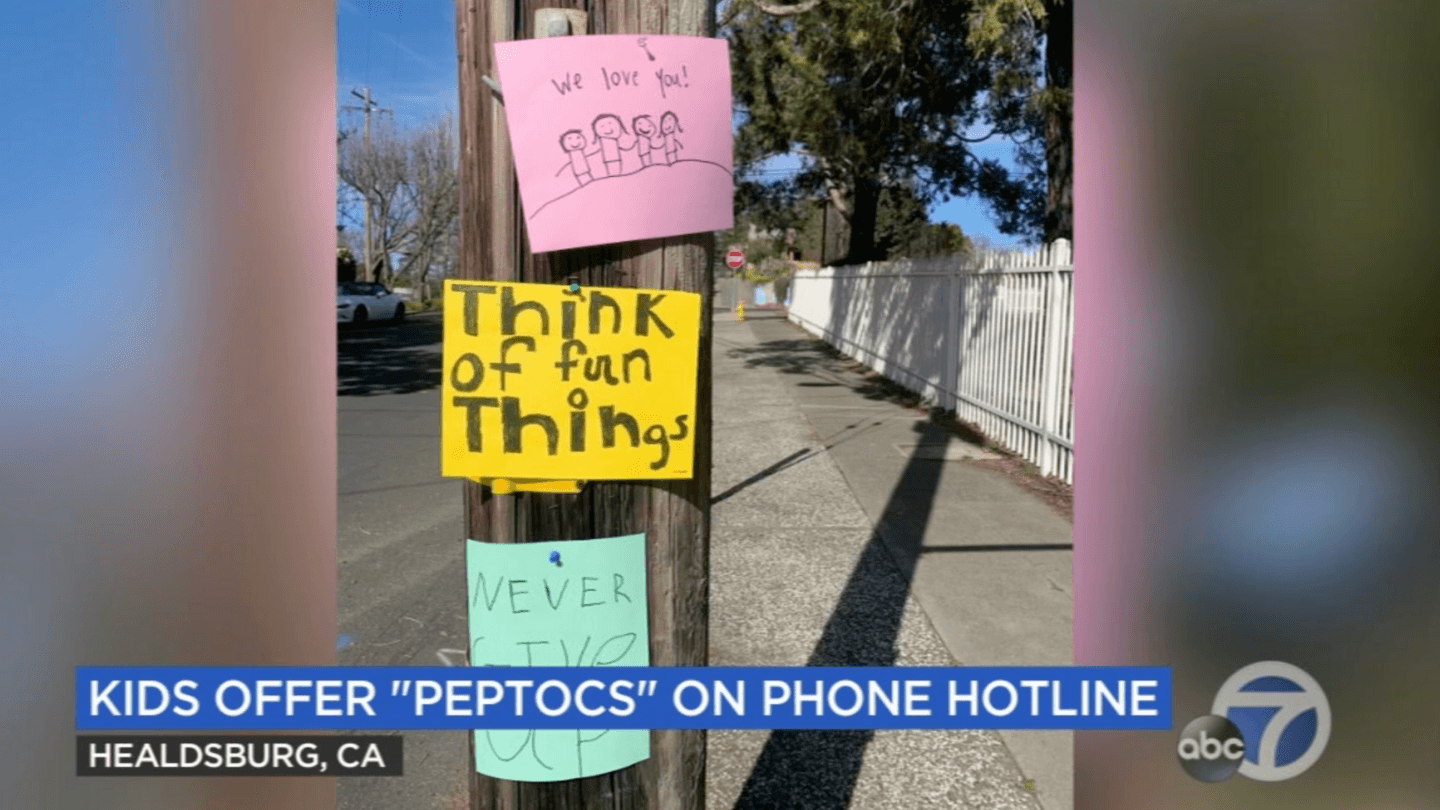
[787,240,1074,483]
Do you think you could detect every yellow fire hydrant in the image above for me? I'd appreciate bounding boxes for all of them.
[736,304,745,321]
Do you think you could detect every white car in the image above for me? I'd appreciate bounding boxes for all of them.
[337,281,406,324]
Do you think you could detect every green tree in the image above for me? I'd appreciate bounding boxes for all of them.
[727,0,1033,261]
[966,0,1072,242]
[873,184,972,259]
[913,222,970,257]
[790,200,839,264]
[337,242,358,282]
[788,186,969,263]
[874,185,929,258]
[717,215,788,275]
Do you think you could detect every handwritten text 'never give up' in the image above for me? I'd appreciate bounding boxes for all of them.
[469,570,640,668]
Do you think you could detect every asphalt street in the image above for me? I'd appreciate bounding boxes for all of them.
[337,311,469,810]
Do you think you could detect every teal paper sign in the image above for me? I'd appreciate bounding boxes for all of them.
[466,534,650,782]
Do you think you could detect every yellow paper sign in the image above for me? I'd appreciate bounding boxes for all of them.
[442,280,700,481]
[472,478,585,495]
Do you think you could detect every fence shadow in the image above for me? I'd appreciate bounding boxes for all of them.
[724,336,991,449]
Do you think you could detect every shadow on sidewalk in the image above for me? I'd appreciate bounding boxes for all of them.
[712,448,818,505]
[726,334,993,449]
[732,420,953,809]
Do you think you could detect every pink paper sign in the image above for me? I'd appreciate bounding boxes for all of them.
[494,35,734,253]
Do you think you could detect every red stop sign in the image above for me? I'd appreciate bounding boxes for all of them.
[726,249,745,269]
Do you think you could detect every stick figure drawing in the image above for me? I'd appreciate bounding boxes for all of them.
[632,115,659,167]
[492,34,734,252]
[533,111,727,221]
[589,113,634,177]
[659,111,683,165]
[555,129,596,185]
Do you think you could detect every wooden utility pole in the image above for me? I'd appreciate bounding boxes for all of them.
[453,0,715,808]
[343,86,392,282]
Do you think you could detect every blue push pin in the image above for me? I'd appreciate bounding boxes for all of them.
[568,282,580,293]
[549,550,562,566]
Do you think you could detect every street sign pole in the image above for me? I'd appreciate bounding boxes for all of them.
[454,1,714,809]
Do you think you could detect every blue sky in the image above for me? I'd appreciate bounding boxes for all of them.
[4,1,170,386]
[337,0,461,130]
[337,0,1026,247]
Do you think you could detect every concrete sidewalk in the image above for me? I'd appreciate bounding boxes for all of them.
[707,311,1073,810]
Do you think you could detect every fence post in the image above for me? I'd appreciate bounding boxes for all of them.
[944,257,961,412]
[1037,239,1069,478]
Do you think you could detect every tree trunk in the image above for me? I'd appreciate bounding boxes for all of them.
[455,0,714,808]
[1043,0,1073,243]
[843,177,880,264]
[375,253,391,288]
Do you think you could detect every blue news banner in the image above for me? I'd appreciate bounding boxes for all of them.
[77,666,1170,731]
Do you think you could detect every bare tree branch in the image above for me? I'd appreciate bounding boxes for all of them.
[757,0,819,16]
[338,115,458,288]
[719,0,820,29]
[958,126,1017,143]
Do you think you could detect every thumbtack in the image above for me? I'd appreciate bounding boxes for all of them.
[568,282,579,293]
[549,550,562,566]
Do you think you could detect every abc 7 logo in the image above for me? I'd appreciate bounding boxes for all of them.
[1177,661,1331,783]
[1176,715,1246,782]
